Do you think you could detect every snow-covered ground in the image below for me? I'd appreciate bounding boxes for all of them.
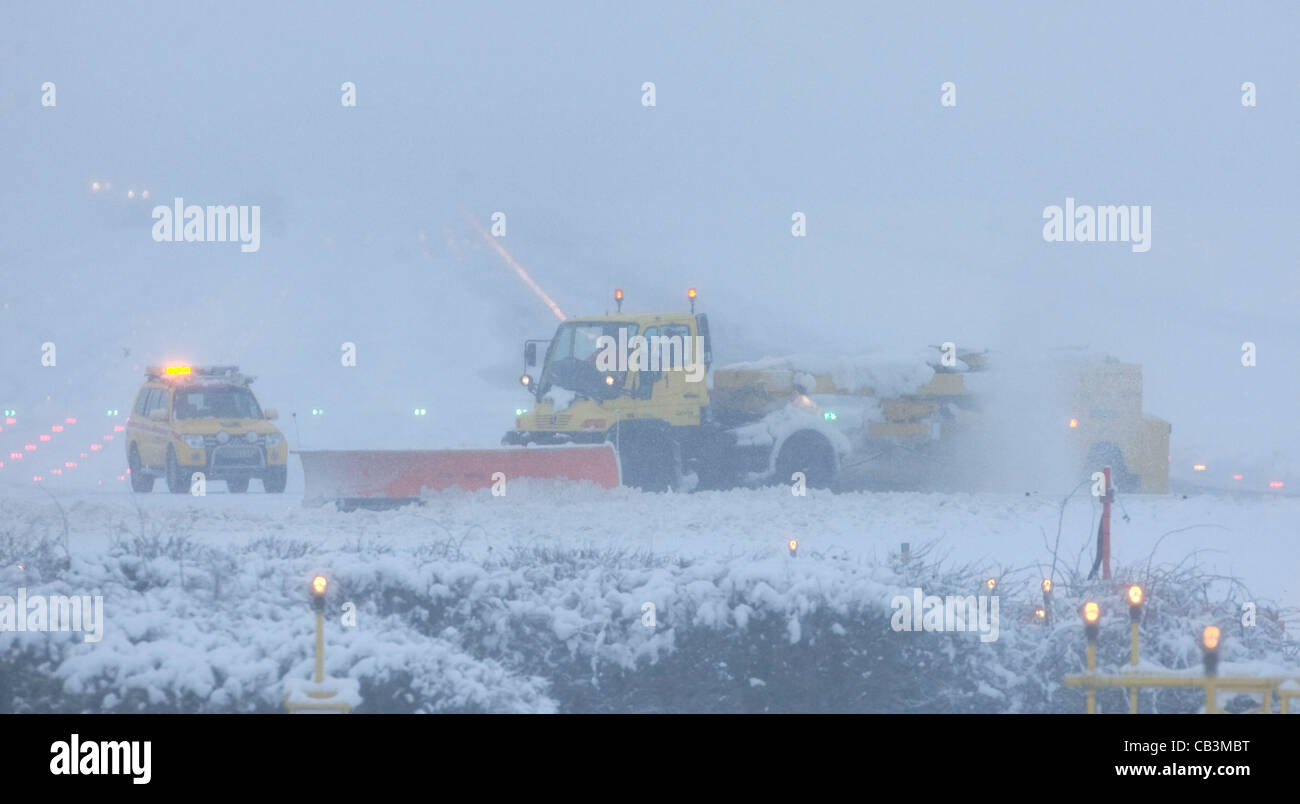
[2,484,1296,712]
[7,484,1295,610]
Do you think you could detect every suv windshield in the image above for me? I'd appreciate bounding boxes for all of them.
[172,386,263,420]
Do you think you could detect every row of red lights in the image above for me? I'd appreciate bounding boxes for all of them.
[0,414,125,483]
[1182,458,1283,489]
[0,416,75,464]
[1226,472,1283,485]
[0,415,52,471]
[29,429,121,482]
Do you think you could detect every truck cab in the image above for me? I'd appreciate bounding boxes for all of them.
[505,299,842,491]
[505,311,716,489]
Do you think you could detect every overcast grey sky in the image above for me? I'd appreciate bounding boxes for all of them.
[1,2,1297,475]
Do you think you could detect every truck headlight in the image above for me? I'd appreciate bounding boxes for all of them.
[182,435,205,449]
[265,433,283,447]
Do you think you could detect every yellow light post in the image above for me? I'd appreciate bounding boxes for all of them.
[284,573,354,714]
[1083,601,1100,714]
[283,573,356,714]
[788,538,797,557]
[311,575,327,684]
[1126,585,1143,713]
[1041,579,1053,623]
[1063,616,1296,714]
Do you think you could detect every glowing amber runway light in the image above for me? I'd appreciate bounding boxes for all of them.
[1084,601,1100,623]
[1202,625,1220,651]
[1201,625,1221,678]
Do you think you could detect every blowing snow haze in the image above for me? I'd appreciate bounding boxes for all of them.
[1,2,1297,485]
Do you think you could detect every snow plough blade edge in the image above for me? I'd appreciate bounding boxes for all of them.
[296,445,621,509]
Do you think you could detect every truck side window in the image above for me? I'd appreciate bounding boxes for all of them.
[635,325,693,398]
[636,327,663,398]
[134,389,153,416]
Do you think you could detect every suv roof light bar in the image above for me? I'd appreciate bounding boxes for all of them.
[145,365,253,384]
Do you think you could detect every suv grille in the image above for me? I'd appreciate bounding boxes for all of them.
[210,444,265,468]
[203,434,266,448]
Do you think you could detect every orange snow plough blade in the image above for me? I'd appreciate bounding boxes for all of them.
[297,445,621,508]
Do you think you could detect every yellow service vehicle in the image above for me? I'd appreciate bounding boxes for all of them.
[125,365,288,494]
[503,291,1171,494]
[761,349,1172,494]
[503,292,849,491]
[1061,358,1171,493]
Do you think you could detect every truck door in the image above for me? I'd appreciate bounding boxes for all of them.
[635,323,704,427]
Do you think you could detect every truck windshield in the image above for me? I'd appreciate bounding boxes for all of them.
[551,323,634,361]
[172,386,263,420]
[540,321,637,396]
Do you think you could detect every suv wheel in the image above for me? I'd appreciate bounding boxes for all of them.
[165,447,190,494]
[128,445,154,493]
[263,466,287,493]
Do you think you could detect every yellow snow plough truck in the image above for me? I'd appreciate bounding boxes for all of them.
[503,300,850,491]
[299,291,1170,505]
[502,293,1171,494]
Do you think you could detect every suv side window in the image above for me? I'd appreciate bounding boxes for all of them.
[134,389,153,416]
[148,389,171,418]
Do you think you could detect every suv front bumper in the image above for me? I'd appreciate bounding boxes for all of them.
[175,444,288,478]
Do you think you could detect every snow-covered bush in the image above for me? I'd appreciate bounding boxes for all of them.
[3,504,1293,713]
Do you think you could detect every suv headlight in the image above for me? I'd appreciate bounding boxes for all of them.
[265,433,283,447]
[182,435,205,449]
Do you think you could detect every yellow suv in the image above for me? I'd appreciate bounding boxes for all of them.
[125,365,288,493]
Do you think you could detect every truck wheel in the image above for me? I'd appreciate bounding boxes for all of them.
[165,447,190,494]
[262,467,287,493]
[611,425,679,492]
[775,431,835,490]
[1086,443,1137,493]
[227,477,250,493]
[128,445,154,493]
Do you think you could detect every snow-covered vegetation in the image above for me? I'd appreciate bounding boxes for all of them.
[2,488,1294,713]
